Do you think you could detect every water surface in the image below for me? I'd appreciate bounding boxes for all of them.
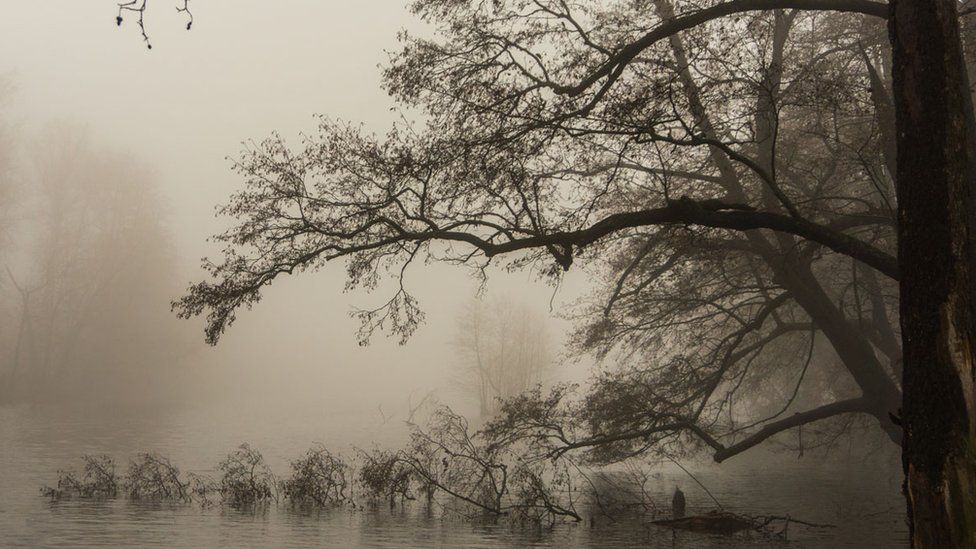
[0,404,907,548]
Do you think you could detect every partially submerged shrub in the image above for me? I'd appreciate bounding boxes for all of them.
[282,445,351,507]
[401,407,507,518]
[358,448,413,505]
[37,408,591,528]
[508,460,581,525]
[42,454,118,500]
[186,472,221,507]
[396,406,583,524]
[217,443,277,506]
[123,452,189,501]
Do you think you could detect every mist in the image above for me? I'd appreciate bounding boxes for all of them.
[2,1,968,547]
[0,2,589,419]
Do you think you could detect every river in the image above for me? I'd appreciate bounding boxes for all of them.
[0,403,907,548]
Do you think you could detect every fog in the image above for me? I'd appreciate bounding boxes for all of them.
[0,2,591,417]
[0,2,919,547]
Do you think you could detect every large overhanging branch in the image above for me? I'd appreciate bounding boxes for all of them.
[411,198,898,280]
[547,0,888,99]
[177,195,897,344]
[547,397,873,461]
[712,397,873,461]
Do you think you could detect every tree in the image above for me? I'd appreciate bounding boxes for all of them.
[165,0,975,544]
[1,123,188,404]
[0,77,16,246]
[0,78,21,386]
[178,1,901,453]
[889,0,976,544]
[452,297,551,418]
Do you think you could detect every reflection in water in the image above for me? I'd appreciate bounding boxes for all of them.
[0,405,907,548]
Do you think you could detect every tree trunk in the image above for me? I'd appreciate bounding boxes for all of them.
[889,0,976,545]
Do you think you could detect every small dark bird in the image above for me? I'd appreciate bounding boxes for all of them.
[672,487,686,519]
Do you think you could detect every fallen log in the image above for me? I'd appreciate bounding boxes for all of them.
[650,510,835,535]
[650,511,757,534]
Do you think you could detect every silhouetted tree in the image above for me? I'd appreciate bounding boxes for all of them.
[177,0,900,458]
[164,0,975,543]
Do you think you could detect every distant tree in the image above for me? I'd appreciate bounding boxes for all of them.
[1,123,187,403]
[0,77,16,245]
[452,297,551,418]
[0,78,21,387]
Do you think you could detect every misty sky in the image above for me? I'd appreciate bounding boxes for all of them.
[0,1,593,416]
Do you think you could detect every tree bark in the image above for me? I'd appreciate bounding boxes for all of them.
[889,0,976,545]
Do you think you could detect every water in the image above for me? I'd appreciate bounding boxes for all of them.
[0,403,908,548]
